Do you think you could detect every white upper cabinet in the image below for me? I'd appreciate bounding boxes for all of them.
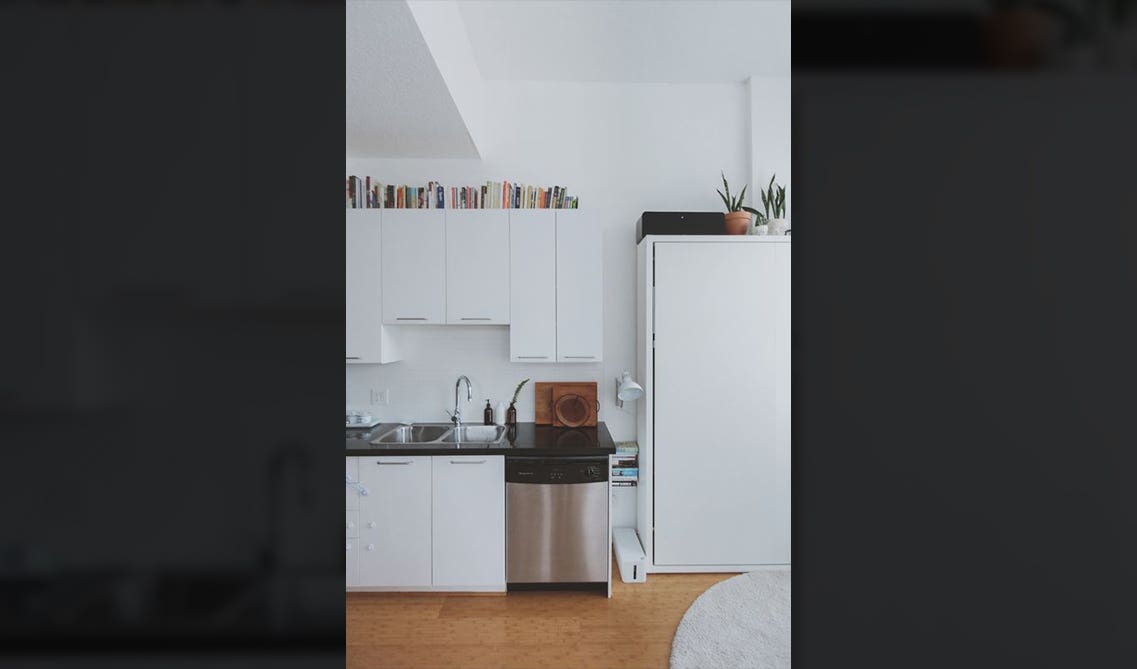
[382,209,446,324]
[509,211,557,362]
[555,211,603,362]
[446,210,510,324]
[346,211,400,364]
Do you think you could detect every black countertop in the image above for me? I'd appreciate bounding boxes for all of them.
[346,422,615,457]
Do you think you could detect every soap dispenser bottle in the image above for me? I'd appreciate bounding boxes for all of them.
[484,400,494,425]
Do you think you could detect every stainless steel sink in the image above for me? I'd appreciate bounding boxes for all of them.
[440,425,506,444]
[371,424,452,444]
[369,422,506,445]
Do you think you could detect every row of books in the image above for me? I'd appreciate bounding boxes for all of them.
[346,176,580,210]
[612,441,639,486]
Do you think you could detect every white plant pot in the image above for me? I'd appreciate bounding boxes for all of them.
[752,224,769,236]
[767,218,789,236]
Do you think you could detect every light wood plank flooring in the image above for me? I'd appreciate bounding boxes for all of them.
[346,562,735,669]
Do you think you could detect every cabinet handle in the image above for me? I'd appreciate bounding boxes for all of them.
[516,355,549,359]
[367,544,375,551]
[460,317,491,321]
[396,317,427,321]
[367,521,376,529]
[450,459,487,465]
[563,355,596,359]
[377,461,413,465]
[345,475,370,496]
[346,356,361,360]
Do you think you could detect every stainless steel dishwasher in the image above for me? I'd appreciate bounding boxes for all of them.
[506,456,609,589]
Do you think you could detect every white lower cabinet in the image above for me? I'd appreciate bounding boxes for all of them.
[346,538,358,587]
[432,456,505,587]
[348,455,505,591]
[345,457,361,587]
[357,456,433,587]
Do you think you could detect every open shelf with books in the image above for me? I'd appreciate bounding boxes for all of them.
[346,176,579,210]
[612,441,638,488]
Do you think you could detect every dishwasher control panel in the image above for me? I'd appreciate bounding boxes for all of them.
[505,457,608,484]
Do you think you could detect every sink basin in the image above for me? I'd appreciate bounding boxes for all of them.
[371,424,452,444]
[440,425,506,444]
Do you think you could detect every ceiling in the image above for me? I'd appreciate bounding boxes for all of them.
[457,0,791,83]
[346,1,794,158]
[346,0,478,158]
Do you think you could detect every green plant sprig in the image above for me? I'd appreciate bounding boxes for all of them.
[717,171,762,218]
[509,378,530,408]
[758,173,786,221]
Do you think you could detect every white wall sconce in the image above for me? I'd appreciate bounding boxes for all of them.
[615,371,644,408]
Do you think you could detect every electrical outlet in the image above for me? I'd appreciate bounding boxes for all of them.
[370,389,389,406]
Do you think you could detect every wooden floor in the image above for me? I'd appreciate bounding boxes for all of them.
[346,562,736,669]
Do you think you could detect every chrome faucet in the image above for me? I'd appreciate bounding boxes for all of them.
[447,375,473,426]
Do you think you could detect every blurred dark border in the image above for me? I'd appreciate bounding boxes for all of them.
[0,1,344,665]
[793,3,1137,668]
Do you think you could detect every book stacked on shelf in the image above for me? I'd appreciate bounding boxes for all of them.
[345,176,580,209]
[612,442,639,487]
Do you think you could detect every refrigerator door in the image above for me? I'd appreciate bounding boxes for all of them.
[652,241,791,566]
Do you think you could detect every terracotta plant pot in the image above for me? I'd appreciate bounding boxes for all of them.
[724,211,751,235]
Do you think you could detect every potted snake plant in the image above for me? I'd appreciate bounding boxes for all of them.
[754,174,787,236]
[717,172,761,235]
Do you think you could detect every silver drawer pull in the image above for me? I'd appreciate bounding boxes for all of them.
[396,317,427,321]
[450,460,487,465]
[516,355,549,359]
[377,461,413,465]
[346,356,361,360]
[563,355,596,359]
[460,317,491,321]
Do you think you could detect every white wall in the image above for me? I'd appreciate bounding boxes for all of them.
[346,80,755,441]
[749,75,792,222]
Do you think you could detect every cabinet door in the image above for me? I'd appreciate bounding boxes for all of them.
[509,211,557,362]
[357,456,432,586]
[555,211,603,362]
[346,211,385,363]
[346,538,358,588]
[382,210,446,324]
[345,457,360,510]
[432,456,505,587]
[446,210,510,324]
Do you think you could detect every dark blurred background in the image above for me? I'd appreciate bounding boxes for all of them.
[0,2,344,666]
[793,1,1137,667]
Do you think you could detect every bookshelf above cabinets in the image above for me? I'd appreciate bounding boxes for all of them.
[346,176,580,210]
[347,208,602,364]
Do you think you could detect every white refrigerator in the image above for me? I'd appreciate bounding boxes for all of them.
[637,235,791,571]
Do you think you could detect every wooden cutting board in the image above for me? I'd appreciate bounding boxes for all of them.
[534,382,555,425]
[552,382,598,427]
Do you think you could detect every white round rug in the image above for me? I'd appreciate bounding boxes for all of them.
[670,569,791,669]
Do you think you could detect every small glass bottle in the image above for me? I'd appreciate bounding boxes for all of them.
[483,400,494,425]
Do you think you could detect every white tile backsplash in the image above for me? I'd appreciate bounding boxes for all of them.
[345,325,635,439]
